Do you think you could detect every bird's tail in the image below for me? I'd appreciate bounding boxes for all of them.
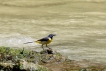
[23,41,34,44]
[24,41,40,44]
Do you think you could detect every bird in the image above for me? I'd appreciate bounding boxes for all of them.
[36,34,56,50]
[24,34,56,50]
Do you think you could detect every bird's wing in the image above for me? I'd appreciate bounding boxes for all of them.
[37,37,49,41]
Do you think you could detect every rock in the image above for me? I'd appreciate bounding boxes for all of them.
[40,49,53,54]
[19,59,48,71]
[80,68,87,71]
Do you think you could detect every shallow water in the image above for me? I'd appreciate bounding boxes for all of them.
[0,0,106,63]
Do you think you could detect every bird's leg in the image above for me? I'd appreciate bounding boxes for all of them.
[42,44,44,50]
[46,44,52,50]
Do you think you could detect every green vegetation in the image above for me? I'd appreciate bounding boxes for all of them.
[0,47,106,71]
[0,47,51,71]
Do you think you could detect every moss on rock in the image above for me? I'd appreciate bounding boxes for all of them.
[0,47,106,71]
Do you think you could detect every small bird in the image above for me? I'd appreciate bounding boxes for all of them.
[24,34,56,50]
[36,34,56,50]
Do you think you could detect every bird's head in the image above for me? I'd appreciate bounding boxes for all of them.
[48,34,56,39]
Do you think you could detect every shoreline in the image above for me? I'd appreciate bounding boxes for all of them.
[0,47,106,71]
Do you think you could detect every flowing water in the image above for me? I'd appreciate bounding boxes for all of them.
[0,0,106,63]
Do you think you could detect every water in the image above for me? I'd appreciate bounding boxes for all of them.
[0,0,106,63]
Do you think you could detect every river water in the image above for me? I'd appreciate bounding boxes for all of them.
[0,0,106,63]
